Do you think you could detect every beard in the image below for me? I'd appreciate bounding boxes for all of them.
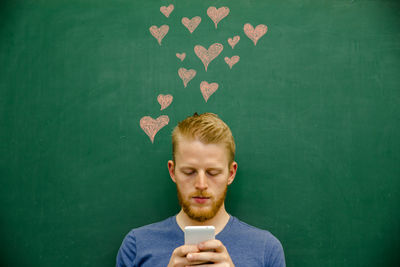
[176,185,228,222]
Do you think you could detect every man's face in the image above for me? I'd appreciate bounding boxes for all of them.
[168,138,237,222]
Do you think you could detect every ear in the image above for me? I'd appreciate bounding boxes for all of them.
[168,160,176,183]
[227,161,238,185]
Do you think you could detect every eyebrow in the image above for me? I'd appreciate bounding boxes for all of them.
[179,166,195,170]
[179,167,223,171]
[207,168,222,171]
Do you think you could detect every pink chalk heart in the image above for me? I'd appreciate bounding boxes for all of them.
[243,23,268,46]
[140,115,169,143]
[224,56,240,69]
[182,16,201,33]
[200,81,219,102]
[157,94,173,110]
[160,4,174,18]
[194,43,223,72]
[207,6,230,29]
[228,36,240,49]
[149,25,169,45]
[178,68,196,87]
[176,52,186,61]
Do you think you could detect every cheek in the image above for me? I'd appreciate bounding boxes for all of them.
[176,179,193,191]
[215,179,230,191]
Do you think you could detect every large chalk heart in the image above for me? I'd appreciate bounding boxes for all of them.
[149,25,169,45]
[157,94,173,110]
[194,43,223,72]
[243,23,268,46]
[160,4,174,18]
[224,56,240,69]
[200,81,219,102]
[140,115,169,143]
[228,36,240,49]
[207,6,230,29]
[178,68,196,87]
[182,16,201,33]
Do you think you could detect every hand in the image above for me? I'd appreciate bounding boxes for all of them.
[167,244,205,267]
[185,239,235,267]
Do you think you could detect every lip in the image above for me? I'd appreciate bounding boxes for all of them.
[193,197,210,204]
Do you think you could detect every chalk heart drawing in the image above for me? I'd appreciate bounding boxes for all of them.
[228,36,240,49]
[178,68,197,87]
[176,52,186,61]
[200,81,219,102]
[149,25,169,45]
[207,6,230,29]
[140,115,169,143]
[160,4,174,18]
[243,23,268,46]
[194,43,223,72]
[182,16,201,33]
[224,56,240,69]
[157,94,173,110]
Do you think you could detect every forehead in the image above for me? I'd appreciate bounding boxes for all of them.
[175,138,229,167]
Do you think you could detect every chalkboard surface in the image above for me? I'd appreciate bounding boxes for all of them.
[1,0,399,266]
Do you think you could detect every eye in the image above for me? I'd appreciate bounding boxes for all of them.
[207,170,220,176]
[182,170,195,176]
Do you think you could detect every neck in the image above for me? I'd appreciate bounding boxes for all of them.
[175,204,230,235]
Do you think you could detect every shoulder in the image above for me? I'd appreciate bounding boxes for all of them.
[227,217,286,266]
[116,217,178,266]
[230,216,282,245]
[123,216,176,240]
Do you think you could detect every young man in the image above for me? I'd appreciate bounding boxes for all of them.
[117,113,285,267]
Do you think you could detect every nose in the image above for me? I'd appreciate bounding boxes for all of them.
[195,171,208,190]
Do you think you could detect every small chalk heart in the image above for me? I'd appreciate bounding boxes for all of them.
[200,81,219,102]
[182,16,201,33]
[194,43,223,72]
[149,25,169,45]
[176,53,186,61]
[224,56,240,69]
[178,68,197,87]
[243,23,268,46]
[140,115,170,143]
[157,94,173,110]
[160,4,174,18]
[207,6,230,29]
[228,36,240,49]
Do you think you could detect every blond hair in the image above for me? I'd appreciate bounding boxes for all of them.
[172,112,235,164]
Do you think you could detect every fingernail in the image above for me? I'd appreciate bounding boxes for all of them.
[187,253,192,259]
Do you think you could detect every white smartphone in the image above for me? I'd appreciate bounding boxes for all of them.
[184,226,215,245]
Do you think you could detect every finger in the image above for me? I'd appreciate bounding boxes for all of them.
[186,264,224,267]
[187,251,226,263]
[198,239,226,253]
[174,245,200,257]
[185,261,210,266]
[169,251,199,267]
[186,264,213,267]
[185,263,214,267]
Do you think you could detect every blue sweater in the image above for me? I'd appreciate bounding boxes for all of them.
[117,215,285,267]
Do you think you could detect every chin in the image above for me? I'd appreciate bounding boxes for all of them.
[186,206,218,222]
[189,213,216,222]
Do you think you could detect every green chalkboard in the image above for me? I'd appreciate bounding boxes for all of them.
[1,0,399,266]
